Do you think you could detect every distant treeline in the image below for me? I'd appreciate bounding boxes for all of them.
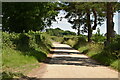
[46,28,76,36]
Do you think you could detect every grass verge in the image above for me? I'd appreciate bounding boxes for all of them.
[63,36,120,72]
[2,31,51,79]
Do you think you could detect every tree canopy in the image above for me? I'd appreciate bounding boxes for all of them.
[60,2,120,43]
[2,2,120,44]
[2,2,59,33]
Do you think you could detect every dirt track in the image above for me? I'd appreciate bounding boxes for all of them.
[27,42,118,79]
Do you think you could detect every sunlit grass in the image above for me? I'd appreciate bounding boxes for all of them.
[111,60,120,71]
[63,35,120,72]
[2,46,39,71]
[2,31,51,79]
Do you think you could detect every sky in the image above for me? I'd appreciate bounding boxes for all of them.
[118,12,120,34]
[50,10,119,35]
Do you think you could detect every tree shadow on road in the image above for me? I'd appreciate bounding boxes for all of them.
[48,43,102,67]
[44,56,102,67]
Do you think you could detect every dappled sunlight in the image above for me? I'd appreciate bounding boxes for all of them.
[2,2,120,79]
[44,42,101,67]
[44,56,101,67]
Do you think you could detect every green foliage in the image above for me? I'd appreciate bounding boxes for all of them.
[111,60,120,71]
[63,30,76,35]
[63,38,76,47]
[91,52,115,66]
[2,2,58,33]
[104,35,120,58]
[92,34,105,43]
[2,31,52,78]
[62,35,87,49]
[63,2,106,35]
[3,47,39,70]
[63,35,120,71]
[92,28,106,43]
[50,36,64,43]
[73,36,87,49]
[3,31,51,53]
[2,72,24,79]
[46,28,76,37]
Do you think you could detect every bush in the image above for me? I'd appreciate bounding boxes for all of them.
[65,39,76,47]
[73,36,87,49]
[104,35,120,58]
[60,35,87,49]
[46,28,76,37]
[92,33,106,43]
[2,31,52,77]
[3,31,51,52]
[50,36,64,43]
[62,34,120,71]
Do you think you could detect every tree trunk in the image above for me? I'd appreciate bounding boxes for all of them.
[77,23,80,35]
[92,8,97,30]
[106,3,114,44]
[77,16,81,36]
[86,8,92,42]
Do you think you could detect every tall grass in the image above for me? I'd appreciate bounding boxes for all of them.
[50,36,64,43]
[2,31,52,79]
[63,35,120,72]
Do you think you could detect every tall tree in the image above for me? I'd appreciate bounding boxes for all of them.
[63,2,105,42]
[106,2,120,44]
[63,2,88,35]
[106,3,113,43]
[2,2,58,33]
[87,2,120,44]
[86,7,92,42]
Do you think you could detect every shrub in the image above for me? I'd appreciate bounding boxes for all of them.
[104,35,120,58]
[2,31,52,70]
[73,36,87,49]
[92,33,106,43]
[66,39,76,47]
[61,34,119,71]
[46,28,76,37]
[2,31,53,79]
[50,36,64,43]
